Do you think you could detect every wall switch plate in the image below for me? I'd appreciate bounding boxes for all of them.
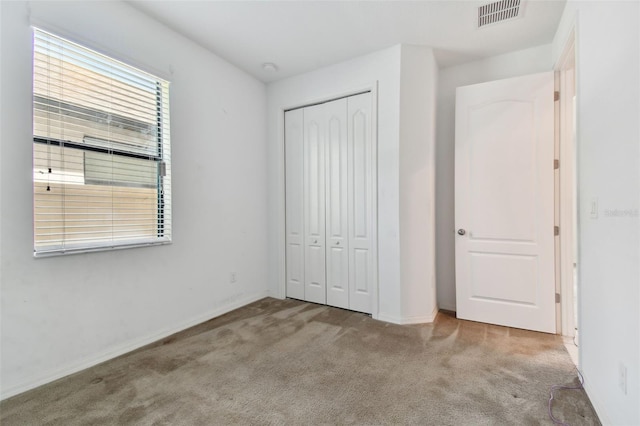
[590,197,598,219]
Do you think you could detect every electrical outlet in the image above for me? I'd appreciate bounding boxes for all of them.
[230,272,237,284]
[619,363,627,395]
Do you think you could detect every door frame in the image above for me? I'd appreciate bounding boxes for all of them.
[277,82,380,319]
[555,27,579,339]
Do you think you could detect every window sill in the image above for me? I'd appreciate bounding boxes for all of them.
[33,238,172,258]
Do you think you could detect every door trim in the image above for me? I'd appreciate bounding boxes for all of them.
[555,27,578,339]
[278,82,380,319]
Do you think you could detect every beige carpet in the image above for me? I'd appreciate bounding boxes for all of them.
[1,298,599,425]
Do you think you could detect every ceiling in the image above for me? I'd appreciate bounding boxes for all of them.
[129,0,566,83]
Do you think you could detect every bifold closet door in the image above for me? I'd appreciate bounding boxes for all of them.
[325,98,350,309]
[285,108,305,300]
[347,93,374,314]
[303,103,327,304]
[284,92,375,314]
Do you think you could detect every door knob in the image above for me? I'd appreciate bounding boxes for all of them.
[314,240,318,244]
[457,229,466,236]
[336,241,340,245]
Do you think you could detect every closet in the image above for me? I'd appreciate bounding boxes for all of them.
[285,92,376,314]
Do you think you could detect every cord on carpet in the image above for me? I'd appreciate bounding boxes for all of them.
[548,369,585,425]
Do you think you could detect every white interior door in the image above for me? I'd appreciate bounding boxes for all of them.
[284,108,305,300]
[455,72,556,333]
[325,99,350,309]
[304,103,327,304]
[347,93,374,314]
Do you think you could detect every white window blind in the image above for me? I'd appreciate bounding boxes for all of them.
[33,29,171,256]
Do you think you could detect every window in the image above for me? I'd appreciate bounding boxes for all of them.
[33,29,171,256]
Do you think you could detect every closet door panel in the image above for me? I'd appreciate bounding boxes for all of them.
[284,108,305,300]
[353,248,370,294]
[348,93,375,314]
[304,104,326,304]
[325,99,349,309]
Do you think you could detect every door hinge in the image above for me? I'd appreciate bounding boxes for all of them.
[554,226,560,236]
[159,161,167,177]
[554,91,560,101]
[554,159,559,169]
[555,293,561,303]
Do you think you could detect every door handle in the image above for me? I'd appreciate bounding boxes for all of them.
[457,229,466,236]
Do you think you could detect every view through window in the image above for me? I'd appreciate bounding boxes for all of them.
[33,29,171,255]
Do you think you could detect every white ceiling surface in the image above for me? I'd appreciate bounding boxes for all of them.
[129,1,566,83]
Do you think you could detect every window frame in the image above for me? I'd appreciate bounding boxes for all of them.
[32,28,172,257]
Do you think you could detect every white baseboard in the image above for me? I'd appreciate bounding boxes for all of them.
[267,289,286,300]
[582,375,610,426]
[377,305,439,325]
[438,303,456,312]
[1,290,269,401]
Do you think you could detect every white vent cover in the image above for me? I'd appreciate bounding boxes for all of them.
[478,0,522,28]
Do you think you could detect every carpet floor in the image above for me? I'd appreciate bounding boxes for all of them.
[1,297,599,425]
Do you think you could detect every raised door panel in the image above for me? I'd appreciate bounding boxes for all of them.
[284,108,304,300]
[304,104,326,304]
[325,98,349,309]
[347,93,374,314]
[469,101,536,242]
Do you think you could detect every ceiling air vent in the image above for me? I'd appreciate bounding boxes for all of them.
[478,0,522,28]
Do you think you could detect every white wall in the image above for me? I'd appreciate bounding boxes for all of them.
[0,1,268,399]
[398,45,438,322]
[552,2,639,424]
[435,44,553,311]
[267,44,438,323]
